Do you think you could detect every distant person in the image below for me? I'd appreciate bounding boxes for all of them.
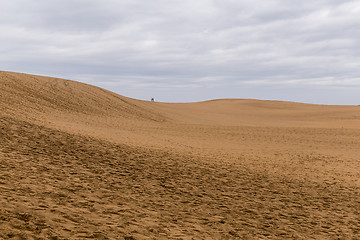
[151,98,154,102]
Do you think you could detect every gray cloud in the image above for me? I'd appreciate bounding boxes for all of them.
[1,0,360,104]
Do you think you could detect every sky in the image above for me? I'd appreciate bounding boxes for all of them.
[1,0,360,104]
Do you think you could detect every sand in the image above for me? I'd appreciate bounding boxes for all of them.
[0,71,359,239]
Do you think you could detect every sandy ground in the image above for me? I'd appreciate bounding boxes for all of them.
[0,71,360,239]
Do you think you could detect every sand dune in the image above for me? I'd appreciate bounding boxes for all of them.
[1,71,359,239]
[0,71,166,122]
[153,98,360,128]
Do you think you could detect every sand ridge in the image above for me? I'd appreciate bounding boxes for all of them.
[1,71,360,239]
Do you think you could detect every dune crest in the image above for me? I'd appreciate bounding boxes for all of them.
[1,71,359,129]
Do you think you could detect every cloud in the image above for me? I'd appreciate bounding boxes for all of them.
[1,0,359,104]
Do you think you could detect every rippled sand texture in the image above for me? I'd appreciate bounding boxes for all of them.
[1,71,359,239]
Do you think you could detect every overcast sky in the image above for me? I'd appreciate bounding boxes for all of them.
[1,0,360,104]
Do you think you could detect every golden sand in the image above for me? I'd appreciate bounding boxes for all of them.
[1,71,359,239]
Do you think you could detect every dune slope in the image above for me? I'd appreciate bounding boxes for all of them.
[1,71,360,239]
[0,71,166,123]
